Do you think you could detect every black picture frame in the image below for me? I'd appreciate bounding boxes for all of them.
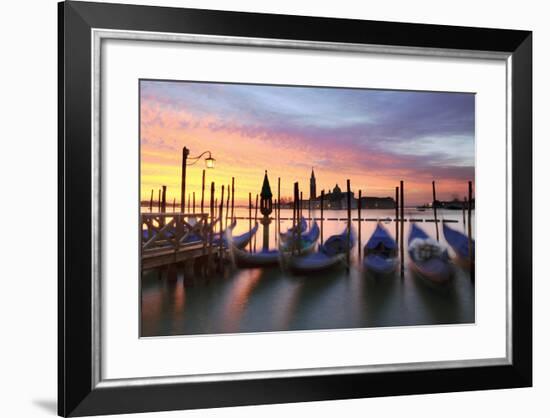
[58,1,532,416]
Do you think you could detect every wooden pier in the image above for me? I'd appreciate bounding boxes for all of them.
[141,212,227,272]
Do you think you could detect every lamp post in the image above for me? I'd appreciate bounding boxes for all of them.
[260,170,273,251]
[180,147,215,213]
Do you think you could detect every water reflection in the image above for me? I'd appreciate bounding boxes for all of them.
[141,208,475,337]
[220,268,263,333]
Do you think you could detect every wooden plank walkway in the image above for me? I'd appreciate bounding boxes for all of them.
[141,212,218,271]
[142,242,226,270]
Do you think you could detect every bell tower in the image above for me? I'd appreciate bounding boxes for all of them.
[310,168,317,200]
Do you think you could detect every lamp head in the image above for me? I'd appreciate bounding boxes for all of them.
[205,157,215,169]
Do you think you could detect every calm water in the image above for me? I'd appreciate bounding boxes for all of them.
[141,208,475,337]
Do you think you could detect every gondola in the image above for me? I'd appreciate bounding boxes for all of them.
[231,247,283,268]
[279,217,307,241]
[280,221,320,251]
[192,219,238,246]
[442,223,475,269]
[232,221,319,268]
[210,219,238,243]
[286,226,354,274]
[408,223,452,284]
[223,222,259,250]
[363,223,398,275]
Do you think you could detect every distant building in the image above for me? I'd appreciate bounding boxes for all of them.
[292,170,397,210]
[310,168,317,200]
[359,196,396,209]
[434,198,475,210]
[322,183,356,209]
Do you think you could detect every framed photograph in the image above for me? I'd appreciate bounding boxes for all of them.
[58,1,532,416]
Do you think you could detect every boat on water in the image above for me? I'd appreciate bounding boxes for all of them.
[231,247,284,268]
[363,223,398,275]
[408,223,452,284]
[442,223,475,269]
[232,221,319,268]
[224,222,259,250]
[286,226,354,274]
[279,217,307,241]
[281,221,320,247]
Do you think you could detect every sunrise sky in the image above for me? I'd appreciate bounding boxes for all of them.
[140,80,475,206]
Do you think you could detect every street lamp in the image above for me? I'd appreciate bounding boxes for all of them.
[181,147,215,213]
[188,150,215,169]
[205,155,215,169]
[260,170,273,251]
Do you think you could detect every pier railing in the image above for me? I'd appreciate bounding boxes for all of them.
[142,212,210,251]
[141,212,227,275]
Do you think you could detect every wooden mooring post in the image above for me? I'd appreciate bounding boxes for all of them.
[180,147,189,213]
[346,179,351,271]
[295,183,301,255]
[300,191,303,221]
[400,180,405,279]
[274,199,278,245]
[149,189,153,213]
[432,180,439,241]
[462,196,466,226]
[201,200,208,277]
[201,169,205,214]
[357,189,362,260]
[192,192,196,214]
[292,182,298,256]
[161,185,167,212]
[172,198,176,213]
[320,190,325,244]
[219,185,225,271]
[291,183,298,240]
[395,186,399,244]
[182,258,194,287]
[157,189,161,212]
[225,184,230,230]
[160,186,166,213]
[248,192,252,253]
[468,181,474,281]
[210,182,216,224]
[208,181,215,277]
[167,262,178,283]
[277,177,281,236]
[254,194,259,253]
[210,183,215,223]
[231,177,235,223]
[255,194,259,222]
